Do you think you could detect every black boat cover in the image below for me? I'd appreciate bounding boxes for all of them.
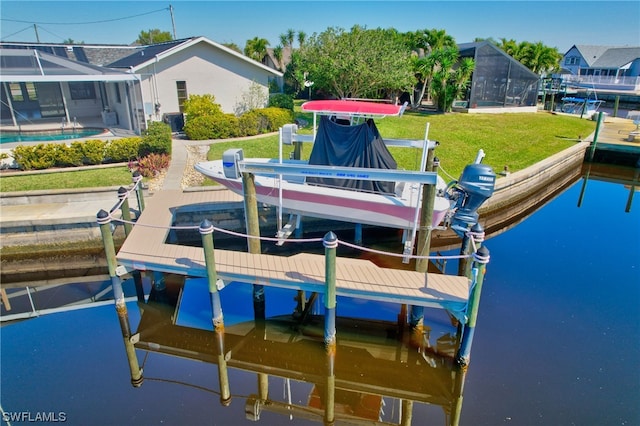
[307,116,397,194]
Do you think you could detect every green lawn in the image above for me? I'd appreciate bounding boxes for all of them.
[206,111,595,178]
[0,110,595,192]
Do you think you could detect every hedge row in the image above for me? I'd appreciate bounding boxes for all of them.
[183,107,294,140]
[11,122,172,171]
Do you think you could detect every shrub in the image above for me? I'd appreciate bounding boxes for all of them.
[238,107,294,136]
[12,144,57,170]
[182,94,223,119]
[76,139,106,165]
[105,137,142,163]
[54,143,84,167]
[184,114,239,140]
[134,153,170,178]
[140,121,172,157]
[268,93,294,111]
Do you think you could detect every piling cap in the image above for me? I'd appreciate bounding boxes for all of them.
[96,209,111,224]
[199,219,214,234]
[323,231,338,248]
[118,186,128,198]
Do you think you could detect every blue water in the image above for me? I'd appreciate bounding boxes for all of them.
[1,175,639,425]
[0,128,106,144]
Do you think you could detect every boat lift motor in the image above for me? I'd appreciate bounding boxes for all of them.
[448,162,496,236]
[222,148,244,179]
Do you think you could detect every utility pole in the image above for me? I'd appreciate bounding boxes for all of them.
[33,24,40,42]
[169,4,177,40]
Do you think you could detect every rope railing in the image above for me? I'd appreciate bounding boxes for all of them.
[103,202,483,261]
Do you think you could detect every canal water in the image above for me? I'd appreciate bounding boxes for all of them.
[1,167,639,425]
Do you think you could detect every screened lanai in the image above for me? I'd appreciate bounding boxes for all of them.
[0,48,144,133]
[457,41,539,112]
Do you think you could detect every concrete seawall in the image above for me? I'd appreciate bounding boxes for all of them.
[0,142,590,284]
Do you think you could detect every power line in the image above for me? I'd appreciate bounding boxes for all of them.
[1,7,168,26]
[1,24,33,40]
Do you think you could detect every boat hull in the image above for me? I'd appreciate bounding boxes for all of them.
[195,159,450,230]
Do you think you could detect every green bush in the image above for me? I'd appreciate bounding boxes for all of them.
[105,137,142,162]
[12,144,57,170]
[140,121,172,157]
[182,94,223,119]
[184,114,239,140]
[238,107,294,136]
[76,139,106,165]
[54,143,84,167]
[268,93,294,111]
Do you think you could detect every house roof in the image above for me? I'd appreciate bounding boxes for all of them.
[108,36,283,77]
[0,48,138,83]
[0,37,283,77]
[570,45,640,68]
[591,47,640,68]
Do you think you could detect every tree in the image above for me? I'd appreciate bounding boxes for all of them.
[429,47,475,112]
[244,37,270,61]
[135,29,172,45]
[495,38,561,75]
[402,28,457,107]
[62,38,84,44]
[297,26,414,100]
[222,42,242,54]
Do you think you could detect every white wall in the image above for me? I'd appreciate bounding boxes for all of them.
[138,41,276,120]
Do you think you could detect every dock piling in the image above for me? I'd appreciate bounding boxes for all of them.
[132,171,145,213]
[456,245,490,367]
[200,219,224,332]
[323,231,338,351]
[242,172,266,320]
[117,186,133,236]
[97,209,143,387]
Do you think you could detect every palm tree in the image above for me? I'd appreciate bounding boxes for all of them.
[430,47,475,112]
[519,41,562,75]
[273,45,284,71]
[297,31,307,47]
[244,37,270,61]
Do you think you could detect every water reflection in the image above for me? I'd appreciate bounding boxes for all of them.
[124,275,467,425]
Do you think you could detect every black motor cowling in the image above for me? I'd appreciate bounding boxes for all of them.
[450,163,496,234]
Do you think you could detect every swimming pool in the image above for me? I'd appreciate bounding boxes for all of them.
[0,128,108,144]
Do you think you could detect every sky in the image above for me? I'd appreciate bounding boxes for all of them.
[1,1,639,53]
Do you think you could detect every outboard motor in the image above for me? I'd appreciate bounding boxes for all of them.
[449,162,496,236]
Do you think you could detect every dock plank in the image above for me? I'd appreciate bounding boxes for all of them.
[116,190,471,321]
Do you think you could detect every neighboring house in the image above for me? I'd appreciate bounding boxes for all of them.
[0,37,283,133]
[262,46,293,72]
[457,41,540,113]
[560,45,640,93]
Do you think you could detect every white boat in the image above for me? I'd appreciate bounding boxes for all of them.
[195,100,496,251]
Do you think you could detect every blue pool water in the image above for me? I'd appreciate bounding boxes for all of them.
[0,128,107,144]
[1,169,639,425]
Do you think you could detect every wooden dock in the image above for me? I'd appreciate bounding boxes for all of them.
[115,190,471,320]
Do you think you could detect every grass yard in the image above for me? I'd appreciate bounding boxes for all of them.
[206,111,595,178]
[0,110,595,192]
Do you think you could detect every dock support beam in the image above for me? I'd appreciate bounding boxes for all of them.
[456,245,490,367]
[323,231,338,351]
[587,111,604,162]
[132,171,145,213]
[200,220,224,332]
[242,172,265,320]
[97,209,143,387]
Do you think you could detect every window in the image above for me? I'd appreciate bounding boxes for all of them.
[25,82,38,101]
[176,81,187,113]
[565,56,579,66]
[69,82,96,100]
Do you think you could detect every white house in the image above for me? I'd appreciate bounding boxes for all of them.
[0,37,283,133]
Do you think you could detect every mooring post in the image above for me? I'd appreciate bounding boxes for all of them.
[132,171,145,213]
[199,219,224,332]
[117,187,133,236]
[588,111,604,162]
[215,327,231,406]
[459,223,484,277]
[324,340,336,426]
[323,231,338,351]
[242,172,265,320]
[400,400,413,426]
[456,245,490,367]
[97,209,143,387]
[415,152,437,273]
[450,364,468,426]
